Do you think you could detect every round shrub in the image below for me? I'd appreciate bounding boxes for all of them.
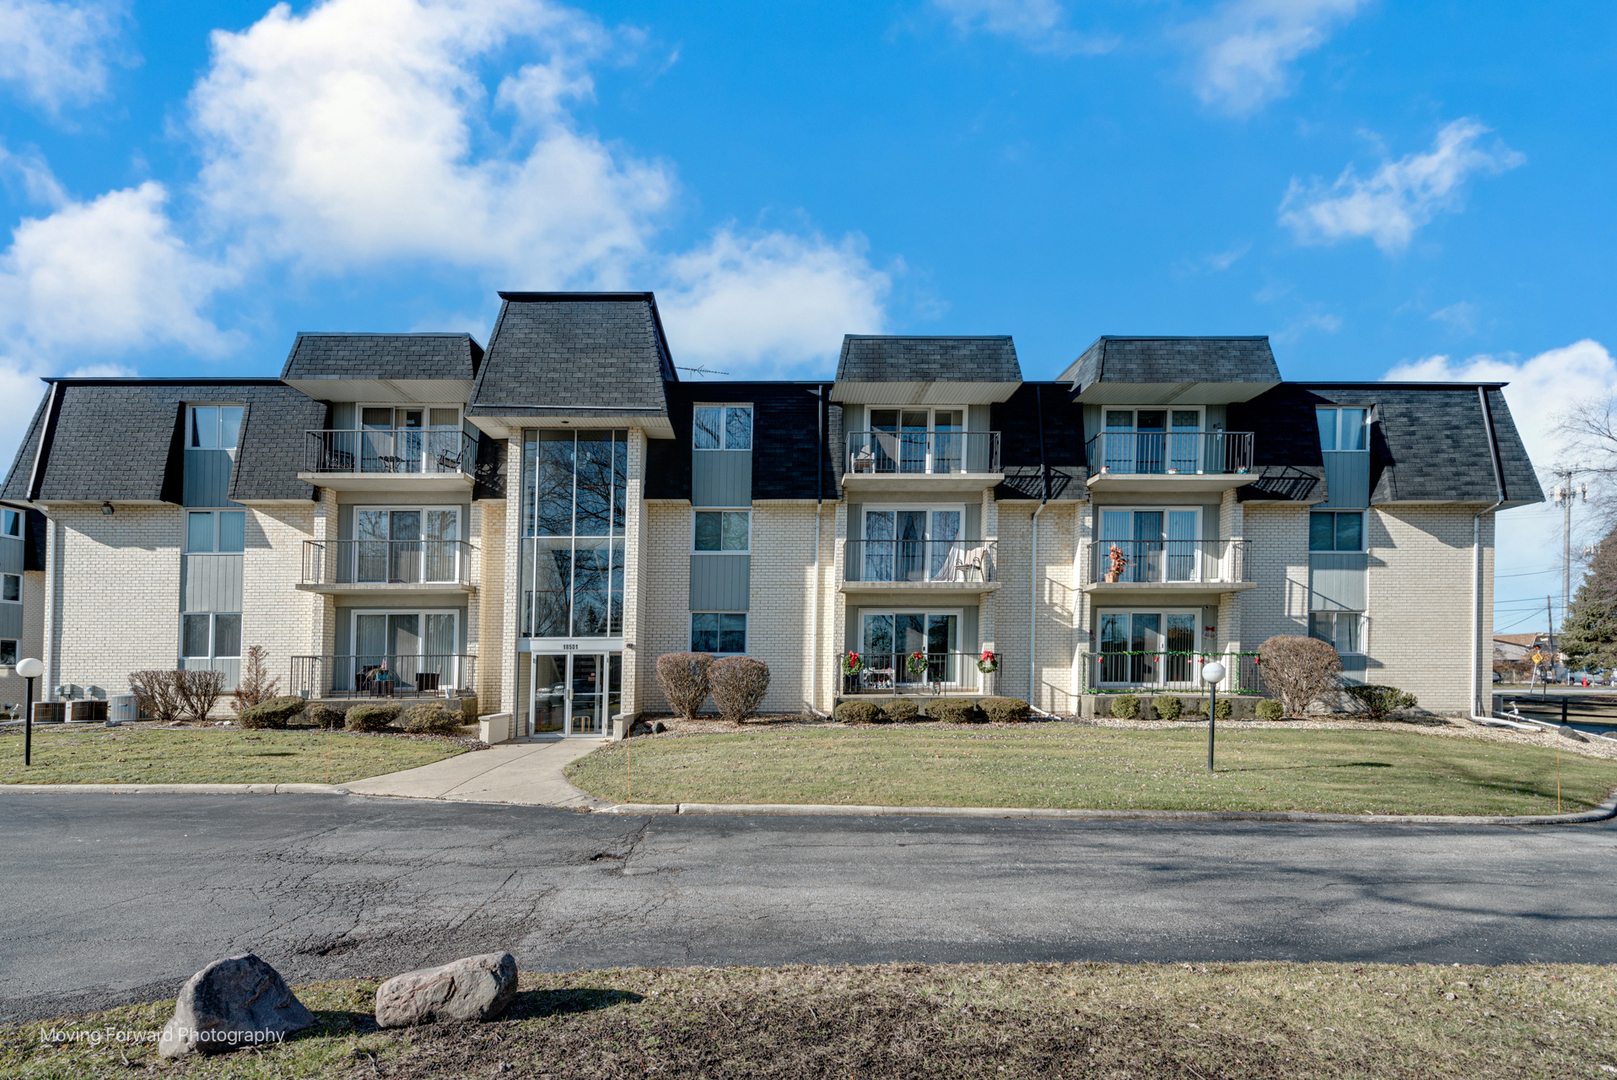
[345,703,401,732]
[655,652,713,719]
[882,699,921,723]
[307,704,345,730]
[1108,694,1141,719]
[981,697,1030,724]
[1214,697,1233,720]
[1152,695,1183,721]
[834,701,882,724]
[401,702,460,735]
[236,695,307,730]
[710,656,771,724]
[930,699,982,724]
[1255,699,1285,722]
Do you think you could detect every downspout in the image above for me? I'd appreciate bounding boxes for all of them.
[808,384,830,718]
[1468,386,1531,729]
[1029,386,1051,714]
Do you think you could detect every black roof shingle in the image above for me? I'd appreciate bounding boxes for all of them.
[1068,336,1281,389]
[836,336,1022,384]
[280,333,483,382]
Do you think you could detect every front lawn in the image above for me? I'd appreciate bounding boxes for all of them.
[565,724,1617,816]
[1,962,1609,1079]
[0,725,470,785]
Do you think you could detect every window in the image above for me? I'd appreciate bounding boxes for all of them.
[189,405,244,450]
[1310,611,1364,654]
[186,510,246,553]
[1,639,16,666]
[182,613,241,660]
[859,506,965,582]
[1316,407,1368,452]
[1,574,16,602]
[354,507,461,583]
[694,511,750,552]
[1100,408,1206,474]
[2,509,19,536]
[520,430,628,638]
[1310,511,1363,552]
[693,406,753,450]
[691,613,747,654]
[1099,508,1202,583]
[1097,609,1201,686]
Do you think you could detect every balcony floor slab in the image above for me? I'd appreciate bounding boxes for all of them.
[296,471,475,495]
[839,580,1002,596]
[294,582,476,598]
[1086,473,1249,495]
[1082,580,1255,596]
[840,472,1003,498]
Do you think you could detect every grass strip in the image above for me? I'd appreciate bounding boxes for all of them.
[1,962,1610,1079]
[565,725,1617,815]
[0,726,468,786]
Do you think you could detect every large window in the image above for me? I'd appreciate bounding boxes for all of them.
[186,510,246,553]
[1310,511,1363,552]
[693,406,753,450]
[860,506,963,582]
[182,612,241,663]
[860,610,962,685]
[1317,407,1368,452]
[1101,408,1206,474]
[1,639,16,666]
[189,405,243,450]
[1099,507,1201,583]
[691,613,747,654]
[354,507,461,583]
[1309,611,1364,654]
[1,574,17,603]
[2,509,19,536]
[1097,609,1200,687]
[520,430,628,638]
[694,511,750,552]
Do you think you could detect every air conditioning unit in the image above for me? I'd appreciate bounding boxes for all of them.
[110,694,138,722]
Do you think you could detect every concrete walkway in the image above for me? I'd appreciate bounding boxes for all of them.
[342,737,610,807]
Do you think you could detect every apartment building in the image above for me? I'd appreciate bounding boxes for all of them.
[1,292,1541,728]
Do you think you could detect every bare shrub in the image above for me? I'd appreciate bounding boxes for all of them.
[709,656,770,724]
[231,646,280,715]
[1342,684,1418,721]
[401,701,460,734]
[1257,635,1342,717]
[655,652,713,719]
[175,669,227,721]
[129,670,182,721]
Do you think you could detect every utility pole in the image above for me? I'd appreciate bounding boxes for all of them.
[1551,468,1591,623]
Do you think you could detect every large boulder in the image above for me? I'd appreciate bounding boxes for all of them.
[158,954,313,1058]
[374,952,518,1028]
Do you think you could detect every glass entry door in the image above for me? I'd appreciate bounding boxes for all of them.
[526,653,622,736]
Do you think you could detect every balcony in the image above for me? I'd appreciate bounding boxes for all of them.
[842,539,1000,594]
[296,539,475,597]
[290,653,476,700]
[1084,539,1252,596]
[1081,651,1263,695]
[299,429,478,493]
[838,651,996,697]
[1083,431,1253,494]
[842,431,1001,495]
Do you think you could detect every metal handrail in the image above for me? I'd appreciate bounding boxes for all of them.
[289,653,476,699]
[844,539,998,583]
[303,428,478,475]
[838,651,997,696]
[301,539,473,586]
[1079,650,1264,695]
[1089,539,1249,584]
[845,430,1000,475]
[1083,431,1253,476]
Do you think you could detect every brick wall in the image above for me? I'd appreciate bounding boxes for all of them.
[993,501,1079,714]
[241,505,317,704]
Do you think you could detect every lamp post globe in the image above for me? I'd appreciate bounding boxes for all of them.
[1201,661,1226,684]
[16,657,43,680]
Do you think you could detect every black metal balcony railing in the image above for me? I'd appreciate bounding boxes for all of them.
[290,653,476,700]
[1089,539,1248,585]
[304,429,478,476]
[844,540,997,584]
[845,431,1000,476]
[1083,431,1253,476]
[839,652,996,696]
[301,539,473,587]
[1081,651,1264,695]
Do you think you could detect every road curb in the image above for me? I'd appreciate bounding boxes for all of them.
[0,783,351,795]
[597,792,1617,826]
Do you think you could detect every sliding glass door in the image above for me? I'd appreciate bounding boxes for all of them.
[1097,610,1200,688]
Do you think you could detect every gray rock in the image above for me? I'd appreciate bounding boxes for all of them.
[158,954,313,1058]
[374,952,518,1028]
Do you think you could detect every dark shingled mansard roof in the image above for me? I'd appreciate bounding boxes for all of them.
[646,382,841,501]
[2,380,325,503]
[280,333,483,382]
[835,336,1022,384]
[1067,336,1281,390]
[469,293,674,419]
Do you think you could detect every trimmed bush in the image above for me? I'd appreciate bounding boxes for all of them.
[1152,694,1183,721]
[176,669,227,721]
[307,704,345,730]
[709,656,771,724]
[655,652,713,719]
[1214,697,1232,720]
[345,703,401,732]
[834,701,882,724]
[882,699,921,723]
[1255,699,1285,722]
[930,699,982,724]
[1343,684,1418,721]
[1109,694,1141,719]
[981,697,1030,724]
[236,695,307,730]
[1258,635,1342,716]
[401,702,460,735]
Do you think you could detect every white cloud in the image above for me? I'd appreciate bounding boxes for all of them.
[1429,301,1479,335]
[930,0,1116,56]
[0,0,128,112]
[1188,0,1364,115]
[1279,118,1524,252]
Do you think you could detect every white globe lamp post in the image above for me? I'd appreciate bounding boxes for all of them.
[11,656,45,766]
[1201,661,1227,772]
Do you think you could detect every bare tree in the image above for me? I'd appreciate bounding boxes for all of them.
[231,646,280,715]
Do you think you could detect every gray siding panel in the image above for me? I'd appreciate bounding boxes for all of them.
[690,554,750,610]
[0,603,21,638]
[183,656,241,690]
[183,449,237,508]
[962,606,978,652]
[0,535,22,574]
[1309,553,1367,611]
[692,450,752,507]
[181,554,243,612]
[965,503,981,543]
[1320,451,1370,509]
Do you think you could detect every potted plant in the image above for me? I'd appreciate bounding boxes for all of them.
[1104,543,1129,583]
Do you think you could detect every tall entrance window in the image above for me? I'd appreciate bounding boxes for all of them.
[1098,508,1200,582]
[861,506,963,581]
[520,430,628,638]
[354,507,461,583]
[860,610,961,685]
[1103,409,1204,474]
[868,408,964,474]
[1097,610,1199,687]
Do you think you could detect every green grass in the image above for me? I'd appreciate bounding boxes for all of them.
[565,725,1617,815]
[0,725,468,785]
[1,962,1610,1078]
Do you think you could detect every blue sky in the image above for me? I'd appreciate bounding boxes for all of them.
[1,0,1614,631]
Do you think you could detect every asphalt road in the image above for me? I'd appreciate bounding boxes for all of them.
[2,793,1614,1022]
